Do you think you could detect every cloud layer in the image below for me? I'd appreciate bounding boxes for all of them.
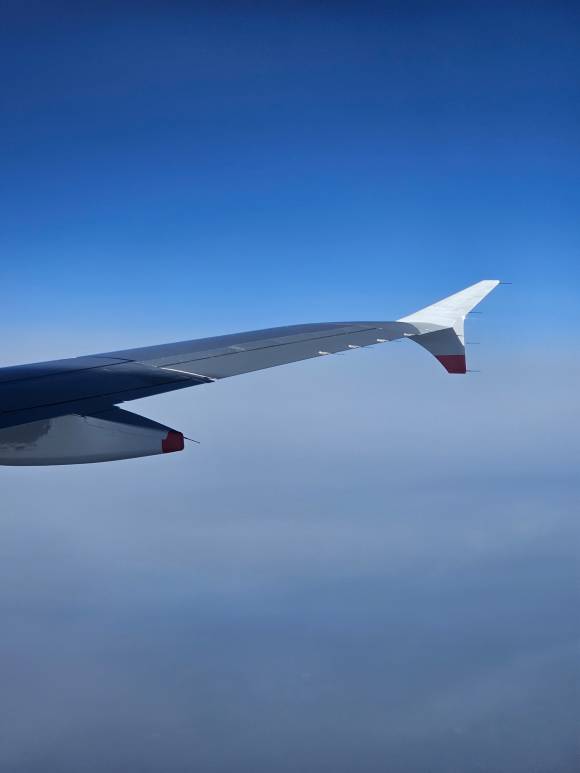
[0,348,578,772]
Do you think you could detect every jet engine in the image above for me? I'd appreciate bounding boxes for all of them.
[0,407,184,465]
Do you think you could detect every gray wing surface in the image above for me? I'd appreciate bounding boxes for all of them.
[101,322,407,379]
[0,280,501,435]
[0,322,408,431]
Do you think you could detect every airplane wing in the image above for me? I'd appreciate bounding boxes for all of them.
[0,280,499,465]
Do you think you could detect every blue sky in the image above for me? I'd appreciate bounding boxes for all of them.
[0,3,579,772]
[1,1,578,355]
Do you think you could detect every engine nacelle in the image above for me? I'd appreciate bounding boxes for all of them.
[0,409,184,466]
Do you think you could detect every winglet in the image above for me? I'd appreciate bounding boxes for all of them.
[398,280,500,373]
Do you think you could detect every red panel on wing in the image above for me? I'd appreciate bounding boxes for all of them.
[435,354,467,374]
[162,430,185,453]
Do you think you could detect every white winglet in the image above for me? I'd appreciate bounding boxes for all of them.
[398,280,500,373]
[399,280,500,332]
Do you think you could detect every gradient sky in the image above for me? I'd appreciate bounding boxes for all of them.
[0,3,579,772]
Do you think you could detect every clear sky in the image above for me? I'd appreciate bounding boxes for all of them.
[0,3,579,772]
